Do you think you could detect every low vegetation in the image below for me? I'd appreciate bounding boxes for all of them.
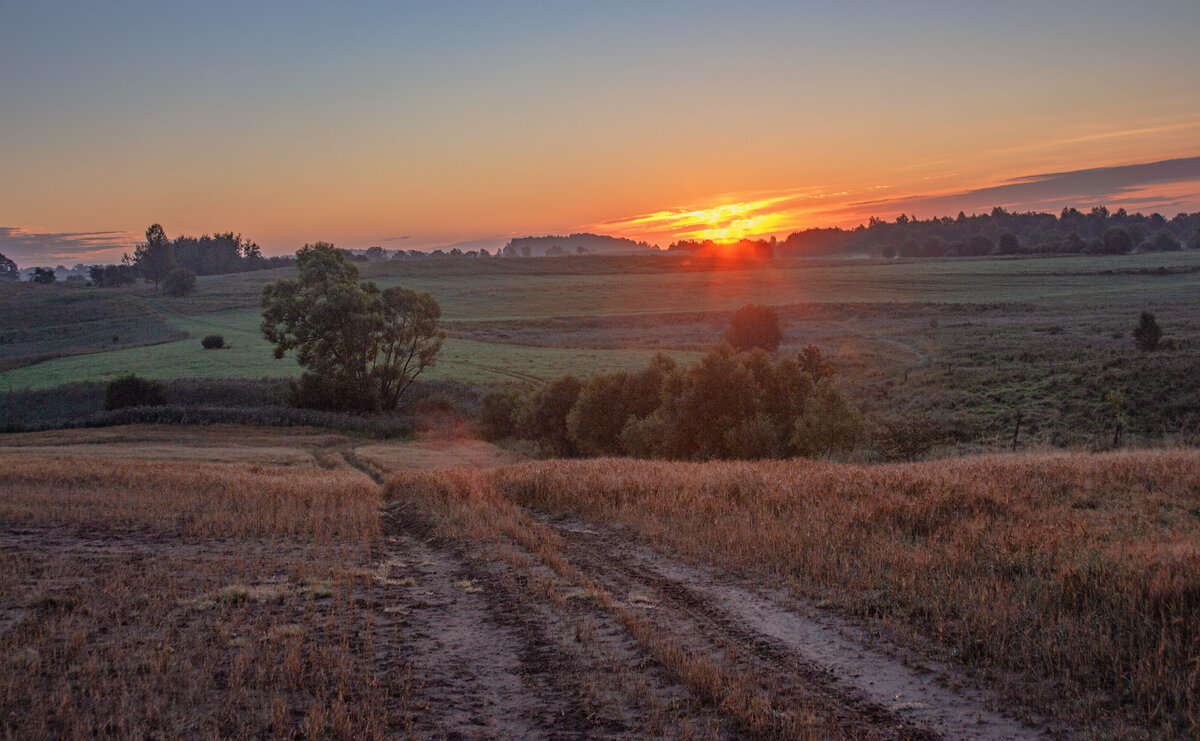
[0,377,479,436]
[104,374,166,410]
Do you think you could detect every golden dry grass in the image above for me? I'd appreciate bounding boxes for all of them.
[0,425,352,467]
[356,437,522,473]
[0,457,407,739]
[398,449,1200,738]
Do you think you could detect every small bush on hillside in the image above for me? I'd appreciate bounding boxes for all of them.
[873,416,939,461]
[567,372,633,456]
[479,390,525,441]
[411,391,460,417]
[104,374,166,411]
[201,334,225,349]
[1133,311,1162,352]
[722,304,782,352]
[163,267,197,296]
[518,375,582,457]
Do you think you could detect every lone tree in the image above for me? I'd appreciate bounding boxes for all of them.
[723,304,782,352]
[1133,311,1162,351]
[132,223,176,288]
[261,242,444,411]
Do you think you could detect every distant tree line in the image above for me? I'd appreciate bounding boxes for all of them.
[779,206,1200,258]
[665,207,1200,259]
[668,238,777,259]
[84,224,294,291]
[502,233,657,257]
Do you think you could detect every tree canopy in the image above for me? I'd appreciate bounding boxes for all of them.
[0,252,18,281]
[723,304,783,352]
[261,242,445,411]
[31,267,56,284]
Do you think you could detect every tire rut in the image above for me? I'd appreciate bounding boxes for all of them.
[374,505,695,739]
[543,517,1061,741]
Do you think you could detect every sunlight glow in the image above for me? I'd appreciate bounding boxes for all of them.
[593,195,811,244]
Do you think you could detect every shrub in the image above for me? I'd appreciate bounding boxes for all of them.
[873,416,939,461]
[411,390,460,416]
[201,334,225,349]
[104,374,166,411]
[291,372,370,412]
[792,383,861,456]
[163,267,197,296]
[479,389,525,441]
[486,346,858,461]
[566,372,632,456]
[723,412,784,460]
[798,344,834,381]
[722,304,782,352]
[652,346,758,459]
[1133,311,1162,352]
[518,375,582,456]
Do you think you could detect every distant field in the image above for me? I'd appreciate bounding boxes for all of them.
[0,281,183,371]
[2,252,1198,448]
[147,251,1200,319]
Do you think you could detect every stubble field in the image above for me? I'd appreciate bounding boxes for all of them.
[2,425,1196,739]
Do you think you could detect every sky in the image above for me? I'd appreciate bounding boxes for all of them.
[2,1,1200,265]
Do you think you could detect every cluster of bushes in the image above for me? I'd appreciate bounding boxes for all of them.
[480,346,860,460]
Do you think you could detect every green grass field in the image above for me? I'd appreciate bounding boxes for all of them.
[0,306,699,391]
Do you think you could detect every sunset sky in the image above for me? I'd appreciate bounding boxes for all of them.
[3,1,1200,264]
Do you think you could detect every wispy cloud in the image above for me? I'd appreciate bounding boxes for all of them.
[0,227,138,267]
[835,155,1200,218]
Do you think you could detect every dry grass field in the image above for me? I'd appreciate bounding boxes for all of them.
[2,424,1197,739]
[0,455,400,738]
[389,449,1200,739]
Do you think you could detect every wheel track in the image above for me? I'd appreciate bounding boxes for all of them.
[541,516,1061,741]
